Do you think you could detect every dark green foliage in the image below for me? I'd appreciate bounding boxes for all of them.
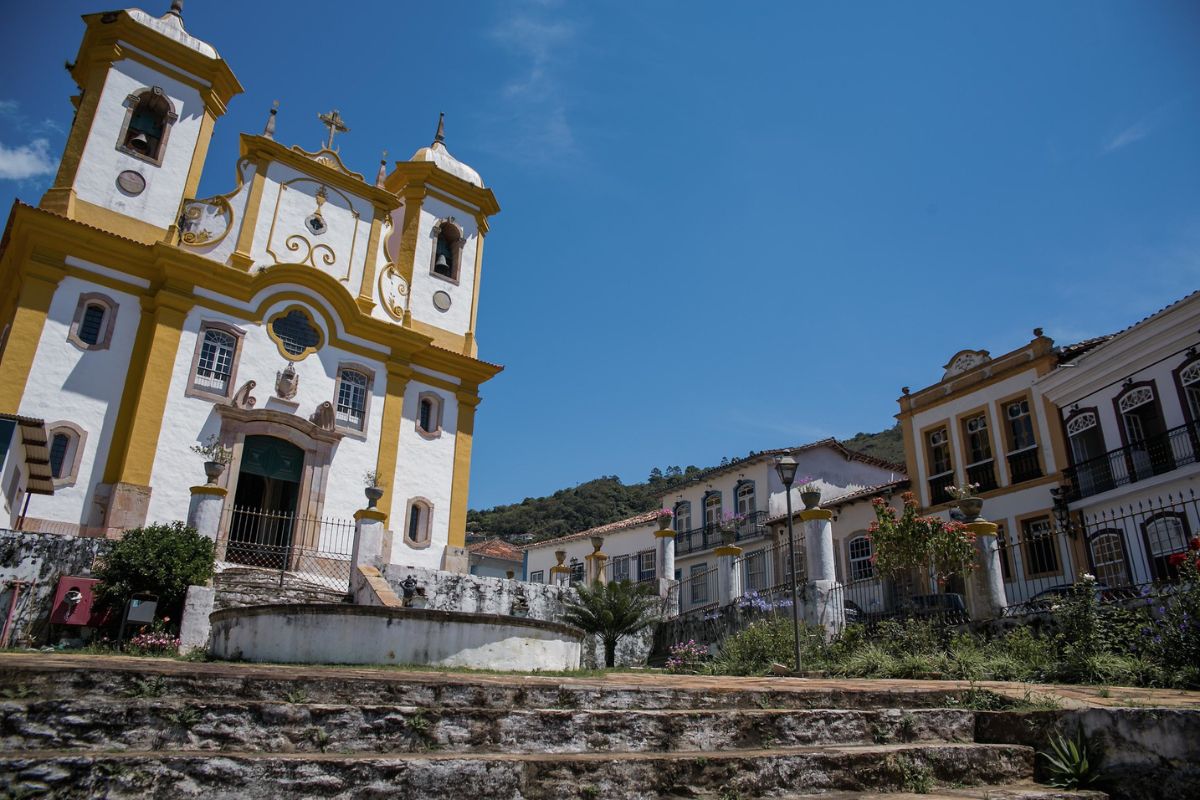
[93,522,214,615]
[468,426,902,540]
[561,580,658,667]
[1040,731,1103,788]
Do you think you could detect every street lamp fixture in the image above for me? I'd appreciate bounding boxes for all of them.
[774,454,803,674]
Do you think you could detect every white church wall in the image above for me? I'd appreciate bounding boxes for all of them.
[183,161,256,266]
[387,378,460,570]
[407,196,478,336]
[146,294,387,526]
[18,275,141,528]
[72,57,205,230]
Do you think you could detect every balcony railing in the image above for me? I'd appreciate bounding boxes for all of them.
[1006,447,1042,485]
[927,471,956,505]
[1064,419,1199,502]
[675,510,769,556]
[966,460,998,492]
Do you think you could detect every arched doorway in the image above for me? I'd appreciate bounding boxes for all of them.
[226,435,305,569]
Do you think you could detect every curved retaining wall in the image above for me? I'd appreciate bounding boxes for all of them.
[209,604,584,671]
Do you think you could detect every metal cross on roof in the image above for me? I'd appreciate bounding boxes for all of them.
[317,109,350,151]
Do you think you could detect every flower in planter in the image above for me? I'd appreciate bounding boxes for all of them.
[945,483,982,500]
[656,508,673,519]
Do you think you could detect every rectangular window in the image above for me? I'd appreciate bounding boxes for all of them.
[964,414,992,464]
[529,570,544,583]
[927,428,952,474]
[690,563,709,605]
[1022,516,1059,576]
[1004,399,1036,452]
[336,369,369,430]
[195,328,236,395]
[612,555,631,582]
[848,537,874,581]
[637,550,656,582]
[744,550,766,591]
[996,525,1012,582]
[570,562,585,585]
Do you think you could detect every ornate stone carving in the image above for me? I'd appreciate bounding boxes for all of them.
[228,381,257,409]
[1118,386,1154,414]
[942,349,991,380]
[378,263,409,320]
[1066,412,1097,437]
[309,401,335,430]
[275,363,299,400]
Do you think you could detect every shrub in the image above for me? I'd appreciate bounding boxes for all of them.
[1142,546,1200,687]
[561,580,658,668]
[665,640,708,673]
[93,522,215,617]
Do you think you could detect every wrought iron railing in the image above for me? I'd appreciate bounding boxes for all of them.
[966,460,998,492]
[674,511,769,556]
[1063,420,1199,501]
[927,472,955,505]
[218,506,355,593]
[1006,447,1042,485]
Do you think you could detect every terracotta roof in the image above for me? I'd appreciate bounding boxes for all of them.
[1057,290,1200,365]
[467,538,522,562]
[521,510,660,551]
[765,479,909,526]
[0,414,53,496]
[1056,335,1116,363]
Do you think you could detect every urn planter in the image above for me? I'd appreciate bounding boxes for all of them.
[801,489,821,510]
[364,485,384,509]
[957,497,984,521]
[203,461,225,486]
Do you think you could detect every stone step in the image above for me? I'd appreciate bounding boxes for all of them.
[0,698,977,754]
[776,788,1106,800]
[0,657,996,712]
[0,743,1036,799]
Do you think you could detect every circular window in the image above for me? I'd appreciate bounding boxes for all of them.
[432,291,452,312]
[116,170,146,196]
[305,213,328,236]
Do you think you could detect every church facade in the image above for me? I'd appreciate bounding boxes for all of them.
[0,4,502,572]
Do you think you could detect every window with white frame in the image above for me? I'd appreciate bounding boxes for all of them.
[964,414,992,464]
[612,554,631,582]
[1004,399,1036,452]
[1088,530,1130,589]
[927,427,952,475]
[529,570,544,583]
[736,481,756,516]
[1143,513,1189,581]
[637,550,656,582]
[1022,516,1059,576]
[194,328,237,395]
[1178,358,1200,421]
[690,563,709,605]
[673,501,692,533]
[704,492,722,532]
[569,560,585,585]
[847,535,874,581]
[335,369,370,431]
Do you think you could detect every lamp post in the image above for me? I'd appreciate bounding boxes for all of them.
[775,455,802,674]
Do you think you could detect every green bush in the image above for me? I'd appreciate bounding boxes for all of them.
[94,522,215,619]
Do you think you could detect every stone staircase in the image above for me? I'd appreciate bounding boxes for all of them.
[0,657,1107,799]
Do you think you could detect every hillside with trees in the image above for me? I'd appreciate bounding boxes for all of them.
[468,425,906,542]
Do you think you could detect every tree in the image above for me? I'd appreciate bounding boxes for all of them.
[94,522,215,619]
[561,580,659,668]
[868,492,977,582]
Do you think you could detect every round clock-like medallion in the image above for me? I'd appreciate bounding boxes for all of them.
[432,291,452,312]
[116,170,146,196]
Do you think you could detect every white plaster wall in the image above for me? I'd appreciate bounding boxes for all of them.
[185,161,255,266]
[408,196,478,336]
[246,163,373,293]
[525,522,660,583]
[73,58,204,229]
[17,275,141,528]
[387,380,459,570]
[146,294,386,530]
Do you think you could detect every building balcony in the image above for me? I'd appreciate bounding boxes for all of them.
[927,471,955,505]
[675,510,769,556]
[1064,419,1199,502]
[965,460,998,492]
[1006,447,1043,485]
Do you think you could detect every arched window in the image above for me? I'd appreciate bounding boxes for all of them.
[416,391,444,437]
[847,535,874,581]
[703,491,722,533]
[430,218,465,282]
[1088,529,1130,590]
[673,500,692,533]
[335,368,371,431]
[405,499,433,548]
[44,421,87,489]
[195,329,235,394]
[118,87,177,165]
[736,481,756,515]
[1142,512,1190,582]
[67,293,118,351]
[1175,354,1200,422]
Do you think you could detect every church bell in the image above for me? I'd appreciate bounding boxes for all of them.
[435,253,450,272]
[127,132,151,154]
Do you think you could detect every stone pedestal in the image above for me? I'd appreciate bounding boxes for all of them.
[103,482,152,537]
[655,528,676,592]
[440,545,469,574]
[550,565,571,587]
[178,584,214,654]
[351,509,387,569]
[800,509,843,639]
[186,486,227,542]
[715,544,743,607]
[965,520,1008,620]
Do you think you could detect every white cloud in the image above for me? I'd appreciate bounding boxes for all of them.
[1103,120,1152,153]
[0,138,56,181]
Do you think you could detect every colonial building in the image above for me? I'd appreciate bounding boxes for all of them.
[0,4,502,573]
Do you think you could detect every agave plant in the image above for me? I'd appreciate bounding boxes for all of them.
[1040,730,1101,788]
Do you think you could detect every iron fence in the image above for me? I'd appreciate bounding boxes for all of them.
[1063,420,1199,502]
[674,511,770,556]
[219,506,355,593]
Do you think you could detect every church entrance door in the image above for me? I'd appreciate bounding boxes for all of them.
[226,435,305,570]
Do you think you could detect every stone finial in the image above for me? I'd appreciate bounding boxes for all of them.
[1033,327,1044,337]
[167,0,183,18]
[263,101,279,140]
[375,150,388,188]
[901,386,910,395]
[433,112,446,146]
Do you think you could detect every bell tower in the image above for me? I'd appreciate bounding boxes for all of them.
[40,2,242,243]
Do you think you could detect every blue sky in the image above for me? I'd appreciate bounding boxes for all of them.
[1,1,1198,510]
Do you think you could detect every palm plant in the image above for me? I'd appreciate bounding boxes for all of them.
[561,580,658,668]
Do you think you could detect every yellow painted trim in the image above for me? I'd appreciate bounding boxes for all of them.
[393,191,425,324]
[357,210,386,310]
[407,371,461,394]
[182,109,217,203]
[231,158,268,269]
[714,545,743,557]
[71,198,167,244]
[385,162,500,217]
[965,520,999,536]
[446,390,479,550]
[653,529,676,539]
[103,288,191,485]
[466,230,484,357]
[0,262,64,414]
[354,508,388,522]
[409,318,469,353]
[374,362,412,522]
[264,304,325,361]
[41,70,106,214]
[239,135,400,213]
[799,509,834,522]
[190,485,227,497]
[585,552,608,561]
